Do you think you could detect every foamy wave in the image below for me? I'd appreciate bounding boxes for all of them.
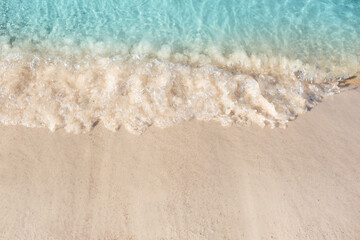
[0,50,344,134]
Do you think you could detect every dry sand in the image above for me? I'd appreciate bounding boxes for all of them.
[0,83,360,240]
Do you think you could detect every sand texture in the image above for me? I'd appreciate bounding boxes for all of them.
[0,87,360,240]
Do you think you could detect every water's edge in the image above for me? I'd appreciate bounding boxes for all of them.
[0,53,343,134]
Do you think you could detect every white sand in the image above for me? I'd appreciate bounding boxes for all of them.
[0,86,359,240]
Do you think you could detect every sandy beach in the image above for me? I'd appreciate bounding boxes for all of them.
[1,0,359,238]
[0,79,359,240]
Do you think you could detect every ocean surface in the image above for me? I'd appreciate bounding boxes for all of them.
[0,0,359,134]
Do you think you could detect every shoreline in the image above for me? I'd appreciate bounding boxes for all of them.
[0,84,359,239]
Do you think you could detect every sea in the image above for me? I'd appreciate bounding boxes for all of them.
[0,0,359,134]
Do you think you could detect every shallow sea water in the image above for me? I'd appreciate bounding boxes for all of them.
[0,0,359,133]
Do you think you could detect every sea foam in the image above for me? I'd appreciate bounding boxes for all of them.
[0,48,345,134]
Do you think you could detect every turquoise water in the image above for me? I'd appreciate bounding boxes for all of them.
[0,0,359,133]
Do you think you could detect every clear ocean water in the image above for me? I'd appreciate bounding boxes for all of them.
[0,0,359,133]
